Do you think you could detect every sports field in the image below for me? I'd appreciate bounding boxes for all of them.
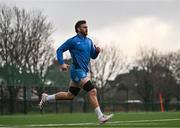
[0,112,180,128]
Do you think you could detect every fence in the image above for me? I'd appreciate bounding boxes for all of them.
[0,85,180,115]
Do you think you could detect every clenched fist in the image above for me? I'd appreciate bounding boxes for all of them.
[94,45,101,53]
[60,64,70,72]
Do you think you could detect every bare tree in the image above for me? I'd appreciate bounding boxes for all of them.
[0,5,53,77]
[0,4,54,113]
[91,43,127,88]
[134,47,178,111]
[168,50,180,83]
[167,50,180,110]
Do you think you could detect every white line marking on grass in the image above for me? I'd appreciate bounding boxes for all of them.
[106,118,180,124]
[108,122,160,126]
[29,122,97,127]
[29,118,180,127]
[0,125,19,128]
[29,122,158,127]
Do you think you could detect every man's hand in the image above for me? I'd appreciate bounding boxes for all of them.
[53,59,69,72]
[53,59,59,65]
[95,45,101,53]
[60,64,70,72]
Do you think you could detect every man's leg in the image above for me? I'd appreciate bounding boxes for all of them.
[80,78,113,123]
[54,83,80,100]
[39,81,80,110]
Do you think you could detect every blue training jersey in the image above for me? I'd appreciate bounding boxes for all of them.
[56,34,99,72]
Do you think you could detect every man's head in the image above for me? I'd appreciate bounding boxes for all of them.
[75,20,88,36]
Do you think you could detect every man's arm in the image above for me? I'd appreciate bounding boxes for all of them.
[90,41,100,59]
[56,39,72,71]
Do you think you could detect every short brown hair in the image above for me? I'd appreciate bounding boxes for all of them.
[75,20,86,33]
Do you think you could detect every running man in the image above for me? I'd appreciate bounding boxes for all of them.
[39,20,113,123]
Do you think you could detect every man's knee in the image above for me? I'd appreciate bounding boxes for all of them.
[67,92,75,100]
[83,81,95,92]
[68,86,80,98]
[89,88,97,95]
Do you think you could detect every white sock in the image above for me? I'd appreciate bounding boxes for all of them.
[46,94,55,101]
[94,106,103,119]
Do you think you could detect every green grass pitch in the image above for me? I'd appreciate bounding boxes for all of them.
[0,112,180,128]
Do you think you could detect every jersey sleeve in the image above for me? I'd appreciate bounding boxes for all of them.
[90,40,99,59]
[56,38,73,65]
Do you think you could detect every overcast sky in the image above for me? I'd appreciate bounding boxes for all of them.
[1,0,180,58]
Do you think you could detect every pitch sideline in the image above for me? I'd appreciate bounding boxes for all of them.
[28,118,180,127]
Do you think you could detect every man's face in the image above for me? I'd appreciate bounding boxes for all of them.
[78,23,88,36]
